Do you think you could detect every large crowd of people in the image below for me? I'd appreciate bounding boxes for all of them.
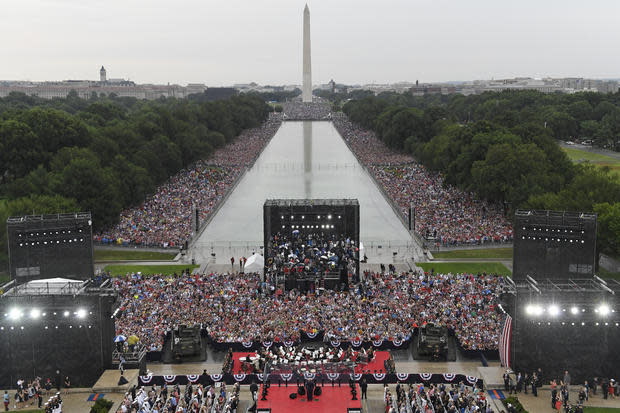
[282,101,331,120]
[265,231,358,283]
[113,269,505,352]
[95,114,282,248]
[117,382,240,413]
[333,114,513,246]
[384,381,493,413]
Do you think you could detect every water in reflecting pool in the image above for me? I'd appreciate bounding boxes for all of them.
[193,121,417,261]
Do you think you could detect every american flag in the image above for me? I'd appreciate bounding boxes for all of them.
[499,314,512,369]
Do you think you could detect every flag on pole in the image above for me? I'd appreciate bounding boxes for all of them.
[499,314,512,369]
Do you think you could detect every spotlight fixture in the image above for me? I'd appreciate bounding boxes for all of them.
[76,309,87,319]
[570,307,579,315]
[30,309,41,319]
[598,304,611,316]
[548,305,560,317]
[525,304,543,316]
[63,311,70,317]
[8,308,22,320]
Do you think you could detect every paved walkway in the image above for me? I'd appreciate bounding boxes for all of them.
[511,388,620,412]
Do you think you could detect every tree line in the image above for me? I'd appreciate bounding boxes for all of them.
[342,90,620,260]
[0,92,271,270]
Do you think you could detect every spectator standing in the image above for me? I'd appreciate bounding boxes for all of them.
[360,378,367,400]
[564,370,571,394]
[64,376,70,395]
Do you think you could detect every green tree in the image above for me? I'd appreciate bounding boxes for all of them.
[54,158,122,230]
[0,120,45,182]
[593,202,620,258]
[546,111,577,140]
[471,142,549,205]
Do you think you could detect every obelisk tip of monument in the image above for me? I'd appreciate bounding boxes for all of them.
[302,2,312,102]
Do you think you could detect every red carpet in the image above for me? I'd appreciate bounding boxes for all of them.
[232,350,389,374]
[257,384,361,413]
[355,351,389,373]
[232,352,258,374]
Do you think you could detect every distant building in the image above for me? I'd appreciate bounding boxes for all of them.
[328,79,336,93]
[0,66,207,100]
[409,77,618,96]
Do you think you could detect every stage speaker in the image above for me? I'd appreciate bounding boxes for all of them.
[289,393,297,399]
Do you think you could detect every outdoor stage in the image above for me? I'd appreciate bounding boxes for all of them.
[232,351,390,374]
[257,383,361,413]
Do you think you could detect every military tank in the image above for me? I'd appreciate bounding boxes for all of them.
[417,323,448,359]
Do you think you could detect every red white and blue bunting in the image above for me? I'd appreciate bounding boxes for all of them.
[280,373,293,382]
[138,372,483,388]
[186,375,200,383]
[466,376,479,386]
[327,373,340,381]
[373,373,386,381]
[420,373,432,381]
[163,375,176,383]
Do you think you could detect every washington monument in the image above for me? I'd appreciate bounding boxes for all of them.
[302,4,312,102]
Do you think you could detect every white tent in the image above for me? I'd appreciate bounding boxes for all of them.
[243,253,264,274]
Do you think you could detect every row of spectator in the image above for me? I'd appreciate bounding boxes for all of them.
[97,114,282,248]
[332,114,513,247]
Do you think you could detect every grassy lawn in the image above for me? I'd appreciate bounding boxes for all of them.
[584,408,620,413]
[103,264,199,276]
[94,249,177,262]
[597,267,620,281]
[563,146,620,164]
[432,247,513,259]
[562,147,620,176]
[0,273,9,285]
[416,262,512,276]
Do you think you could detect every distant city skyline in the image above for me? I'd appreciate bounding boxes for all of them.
[3,0,620,86]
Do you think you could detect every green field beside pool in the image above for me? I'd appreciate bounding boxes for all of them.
[416,262,512,275]
[432,247,513,259]
[103,264,199,276]
[94,249,177,262]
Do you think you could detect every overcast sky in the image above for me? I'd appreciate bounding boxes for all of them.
[3,0,620,86]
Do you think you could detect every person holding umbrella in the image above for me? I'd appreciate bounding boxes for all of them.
[127,335,140,352]
[114,334,127,352]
